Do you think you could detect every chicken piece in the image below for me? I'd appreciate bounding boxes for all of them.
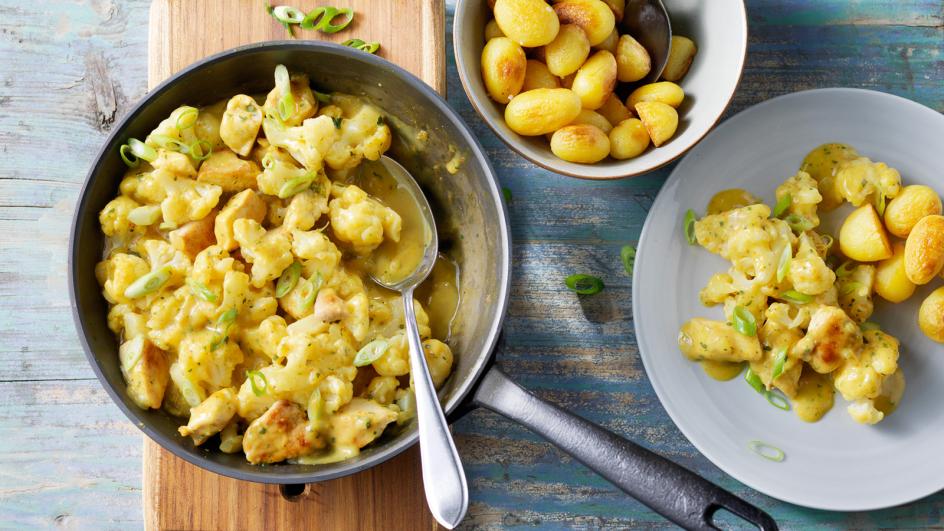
[677,318,763,362]
[329,398,398,449]
[220,95,263,156]
[242,400,323,464]
[214,189,267,251]
[313,288,347,322]
[168,210,218,259]
[793,306,862,373]
[178,387,238,446]
[119,335,170,410]
[196,150,261,193]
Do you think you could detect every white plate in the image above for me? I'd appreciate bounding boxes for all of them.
[633,88,944,511]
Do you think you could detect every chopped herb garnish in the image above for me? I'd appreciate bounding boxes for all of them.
[780,290,813,305]
[732,306,756,336]
[772,193,791,218]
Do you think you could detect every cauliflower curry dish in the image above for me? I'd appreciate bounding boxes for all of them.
[95,65,460,465]
[680,143,944,426]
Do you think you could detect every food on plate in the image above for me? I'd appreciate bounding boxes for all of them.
[677,143,944,424]
[97,65,460,465]
[480,0,697,163]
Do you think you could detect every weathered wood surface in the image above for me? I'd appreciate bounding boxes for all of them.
[0,0,941,529]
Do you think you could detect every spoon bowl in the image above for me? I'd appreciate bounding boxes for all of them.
[622,0,672,83]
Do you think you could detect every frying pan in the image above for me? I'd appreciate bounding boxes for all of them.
[69,42,776,530]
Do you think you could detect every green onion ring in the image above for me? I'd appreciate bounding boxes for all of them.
[564,274,604,295]
[841,281,866,297]
[875,191,887,216]
[217,307,238,328]
[278,172,315,199]
[120,144,140,168]
[780,289,813,305]
[765,390,791,411]
[314,90,332,104]
[186,278,217,302]
[353,338,390,367]
[732,305,757,336]
[272,5,305,23]
[175,106,199,130]
[307,388,324,426]
[744,368,765,394]
[342,38,380,53]
[772,193,792,218]
[683,209,697,245]
[302,274,323,308]
[300,6,329,29]
[621,245,636,276]
[275,261,303,298]
[189,139,213,161]
[776,244,791,283]
[127,138,157,164]
[278,92,296,121]
[784,213,815,232]
[317,7,353,33]
[860,321,881,332]
[748,440,785,462]
[835,260,855,278]
[246,370,270,397]
[770,346,788,380]
[124,265,172,299]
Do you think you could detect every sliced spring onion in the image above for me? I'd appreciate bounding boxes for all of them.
[217,307,238,328]
[835,260,855,278]
[331,116,343,129]
[621,245,636,276]
[765,390,791,411]
[770,346,788,380]
[841,281,866,297]
[272,4,305,24]
[307,388,324,426]
[300,6,329,29]
[744,368,765,394]
[124,265,172,299]
[189,139,213,161]
[732,306,756,336]
[317,7,354,33]
[278,172,315,199]
[502,186,512,203]
[275,261,303,298]
[120,138,158,167]
[148,133,189,153]
[127,205,162,226]
[875,191,886,216]
[246,370,270,397]
[314,91,332,104]
[683,209,697,245]
[776,244,791,283]
[780,289,813,304]
[342,38,380,54]
[860,321,881,331]
[273,64,296,121]
[565,274,604,295]
[278,93,296,121]
[784,213,815,232]
[266,2,297,37]
[186,278,217,302]
[301,273,323,308]
[820,234,834,250]
[353,338,390,367]
[175,106,199,130]
[748,440,785,462]
[772,193,792,218]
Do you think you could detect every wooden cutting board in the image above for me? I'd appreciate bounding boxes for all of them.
[143,1,444,529]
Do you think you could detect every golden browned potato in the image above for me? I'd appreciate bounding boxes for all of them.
[550,124,611,163]
[634,101,678,147]
[662,35,697,82]
[919,287,944,342]
[600,0,624,20]
[608,118,650,160]
[494,0,560,47]
[594,28,619,53]
[565,109,614,134]
[627,81,685,109]
[874,242,916,303]
[839,204,893,262]
[571,50,617,110]
[484,19,505,41]
[481,37,527,103]
[553,0,616,46]
[616,34,651,83]
[884,185,942,238]
[544,24,591,77]
[504,88,582,136]
[904,214,944,285]
[597,94,633,125]
[522,59,562,91]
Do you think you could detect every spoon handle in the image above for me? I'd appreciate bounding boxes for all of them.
[402,288,469,529]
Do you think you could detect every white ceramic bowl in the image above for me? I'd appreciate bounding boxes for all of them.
[634,88,944,511]
[453,0,748,179]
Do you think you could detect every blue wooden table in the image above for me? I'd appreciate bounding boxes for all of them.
[0,0,942,528]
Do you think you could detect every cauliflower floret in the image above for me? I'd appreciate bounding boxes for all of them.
[256,155,311,197]
[365,376,399,405]
[283,188,330,231]
[177,329,245,394]
[699,273,737,306]
[372,333,410,377]
[292,229,342,279]
[328,184,402,254]
[219,95,263,156]
[262,72,318,127]
[367,289,432,340]
[789,232,836,296]
[315,374,354,422]
[107,303,149,339]
[232,219,293,288]
[324,95,392,170]
[238,315,288,363]
[191,244,240,289]
[96,253,149,305]
[847,399,884,425]
[837,264,875,323]
[775,170,822,229]
[263,115,337,171]
[99,196,145,239]
[146,106,201,149]
[147,286,215,351]
[139,239,192,286]
[836,157,901,207]
[754,317,804,397]
[793,306,862,374]
[135,153,220,228]
[422,339,454,388]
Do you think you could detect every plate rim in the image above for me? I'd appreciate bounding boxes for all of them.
[632,87,944,512]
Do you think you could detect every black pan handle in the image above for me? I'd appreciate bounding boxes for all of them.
[471,367,778,531]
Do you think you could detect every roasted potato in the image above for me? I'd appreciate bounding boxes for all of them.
[839,204,893,262]
[550,124,611,163]
[874,242,916,303]
[627,81,685,109]
[597,94,633,125]
[544,24,591,77]
[608,118,650,160]
[553,0,616,46]
[484,19,505,41]
[662,35,697,82]
[568,109,614,134]
[884,184,942,238]
[481,37,527,103]
[571,50,617,110]
[634,101,678,147]
[615,34,651,83]
[594,28,619,54]
[919,287,944,343]
[494,0,560,47]
[904,214,944,284]
[522,59,562,91]
[504,88,583,136]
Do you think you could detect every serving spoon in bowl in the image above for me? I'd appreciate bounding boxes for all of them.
[361,156,469,529]
[622,0,672,83]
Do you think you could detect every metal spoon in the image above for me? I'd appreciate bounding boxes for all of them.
[622,0,672,83]
[367,156,469,529]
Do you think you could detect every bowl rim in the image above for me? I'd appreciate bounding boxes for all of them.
[452,0,749,180]
[68,40,512,484]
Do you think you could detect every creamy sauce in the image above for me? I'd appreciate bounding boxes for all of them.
[700,360,744,381]
[353,159,432,286]
[793,368,835,422]
[799,143,859,211]
[705,188,759,215]
[416,255,461,342]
